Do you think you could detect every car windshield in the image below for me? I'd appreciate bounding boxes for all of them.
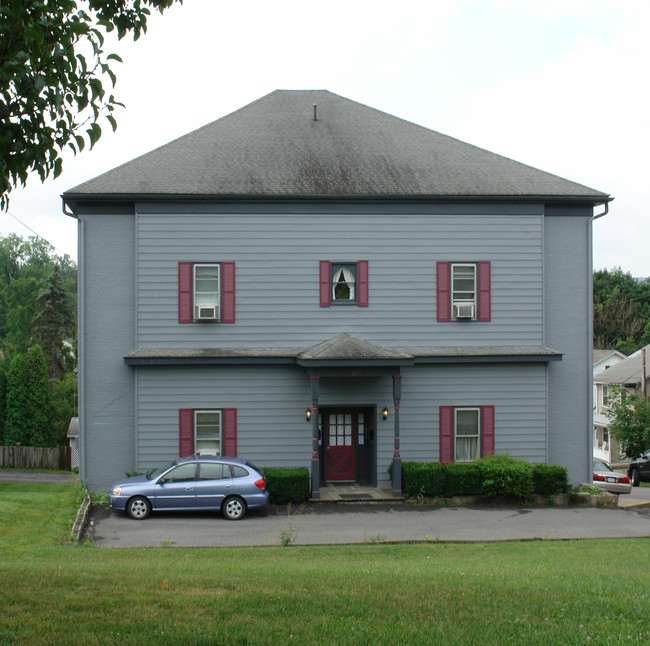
[147,461,176,480]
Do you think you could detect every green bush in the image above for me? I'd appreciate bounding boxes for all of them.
[399,462,445,498]
[533,463,569,495]
[476,453,534,498]
[443,462,482,496]
[263,467,310,505]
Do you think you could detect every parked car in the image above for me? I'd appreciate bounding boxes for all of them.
[109,455,269,520]
[592,460,631,494]
[627,449,650,487]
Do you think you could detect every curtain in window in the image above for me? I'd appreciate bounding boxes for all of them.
[333,267,355,300]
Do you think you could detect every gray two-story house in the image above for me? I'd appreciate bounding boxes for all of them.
[62,90,611,495]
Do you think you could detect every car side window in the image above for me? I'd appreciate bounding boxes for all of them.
[198,463,227,480]
[160,463,197,483]
[231,465,249,478]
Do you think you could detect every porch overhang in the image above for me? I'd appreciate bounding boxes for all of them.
[123,335,563,367]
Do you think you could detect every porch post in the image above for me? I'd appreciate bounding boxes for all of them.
[392,374,402,497]
[310,376,320,500]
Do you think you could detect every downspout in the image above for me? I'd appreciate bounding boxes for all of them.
[62,199,85,484]
[588,201,610,479]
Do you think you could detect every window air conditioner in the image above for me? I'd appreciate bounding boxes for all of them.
[194,305,219,321]
[452,303,475,319]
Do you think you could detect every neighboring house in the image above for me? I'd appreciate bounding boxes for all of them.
[61,90,611,495]
[592,349,626,465]
[594,344,650,465]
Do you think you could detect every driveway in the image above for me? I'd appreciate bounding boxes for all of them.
[89,502,650,548]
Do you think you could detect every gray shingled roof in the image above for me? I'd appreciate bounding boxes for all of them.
[123,336,562,366]
[65,90,610,202]
[594,345,650,385]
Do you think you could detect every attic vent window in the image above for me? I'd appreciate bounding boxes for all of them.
[313,104,318,121]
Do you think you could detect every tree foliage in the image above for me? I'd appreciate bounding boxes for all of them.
[1,0,182,209]
[593,268,650,355]
[607,392,650,459]
[32,265,74,379]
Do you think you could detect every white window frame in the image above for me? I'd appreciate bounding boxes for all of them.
[454,407,480,462]
[451,263,477,319]
[194,409,222,455]
[331,263,357,304]
[193,264,221,321]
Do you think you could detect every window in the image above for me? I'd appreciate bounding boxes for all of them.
[451,264,476,319]
[194,410,222,454]
[454,408,480,461]
[439,405,495,465]
[197,462,228,480]
[161,463,197,483]
[602,385,609,408]
[194,264,220,320]
[437,261,491,322]
[178,262,235,324]
[332,264,357,303]
[179,408,237,457]
[319,260,368,307]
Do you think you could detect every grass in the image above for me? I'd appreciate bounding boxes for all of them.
[1,483,649,645]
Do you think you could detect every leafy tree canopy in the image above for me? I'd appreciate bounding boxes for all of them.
[1,0,182,209]
[607,392,650,459]
[593,267,650,355]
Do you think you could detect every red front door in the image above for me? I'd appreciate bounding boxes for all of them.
[325,412,356,481]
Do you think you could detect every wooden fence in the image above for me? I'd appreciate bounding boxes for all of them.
[0,446,71,470]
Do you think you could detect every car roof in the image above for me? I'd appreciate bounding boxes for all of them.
[176,455,246,466]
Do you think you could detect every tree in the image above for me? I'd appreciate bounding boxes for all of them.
[5,345,54,447]
[593,268,650,354]
[607,392,650,459]
[1,0,182,209]
[32,265,74,379]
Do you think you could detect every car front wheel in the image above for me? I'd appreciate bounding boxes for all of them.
[222,496,246,520]
[630,468,640,487]
[127,496,151,519]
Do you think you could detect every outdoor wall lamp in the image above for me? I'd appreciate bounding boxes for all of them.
[305,407,312,422]
[382,406,389,421]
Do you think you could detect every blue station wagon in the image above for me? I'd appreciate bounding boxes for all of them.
[109,455,269,520]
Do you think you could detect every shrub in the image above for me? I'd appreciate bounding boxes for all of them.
[400,462,445,498]
[443,462,482,496]
[533,463,569,495]
[263,467,310,505]
[476,453,534,498]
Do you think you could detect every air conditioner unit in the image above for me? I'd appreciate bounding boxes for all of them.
[452,303,475,319]
[196,449,220,456]
[194,305,219,321]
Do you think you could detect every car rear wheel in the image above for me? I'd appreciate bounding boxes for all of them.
[630,468,640,487]
[222,496,246,520]
[127,496,151,519]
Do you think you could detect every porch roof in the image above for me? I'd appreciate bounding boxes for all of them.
[123,335,562,366]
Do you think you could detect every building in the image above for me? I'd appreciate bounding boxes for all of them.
[62,90,611,494]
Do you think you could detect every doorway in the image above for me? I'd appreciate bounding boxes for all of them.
[321,407,375,484]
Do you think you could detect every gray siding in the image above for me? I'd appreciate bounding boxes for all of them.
[78,212,136,490]
[135,204,544,348]
[132,363,546,490]
[544,209,593,484]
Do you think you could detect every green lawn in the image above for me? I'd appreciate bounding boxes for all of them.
[0,482,649,645]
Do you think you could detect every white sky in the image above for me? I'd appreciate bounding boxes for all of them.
[4,0,649,275]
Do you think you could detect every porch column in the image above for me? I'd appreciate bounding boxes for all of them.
[310,376,320,500]
[392,374,402,497]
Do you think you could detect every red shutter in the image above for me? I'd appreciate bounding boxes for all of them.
[221,262,236,323]
[179,408,194,457]
[319,260,330,307]
[178,262,193,324]
[439,406,454,465]
[481,405,495,456]
[222,408,237,456]
[358,260,369,307]
[436,262,450,322]
[477,261,491,322]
